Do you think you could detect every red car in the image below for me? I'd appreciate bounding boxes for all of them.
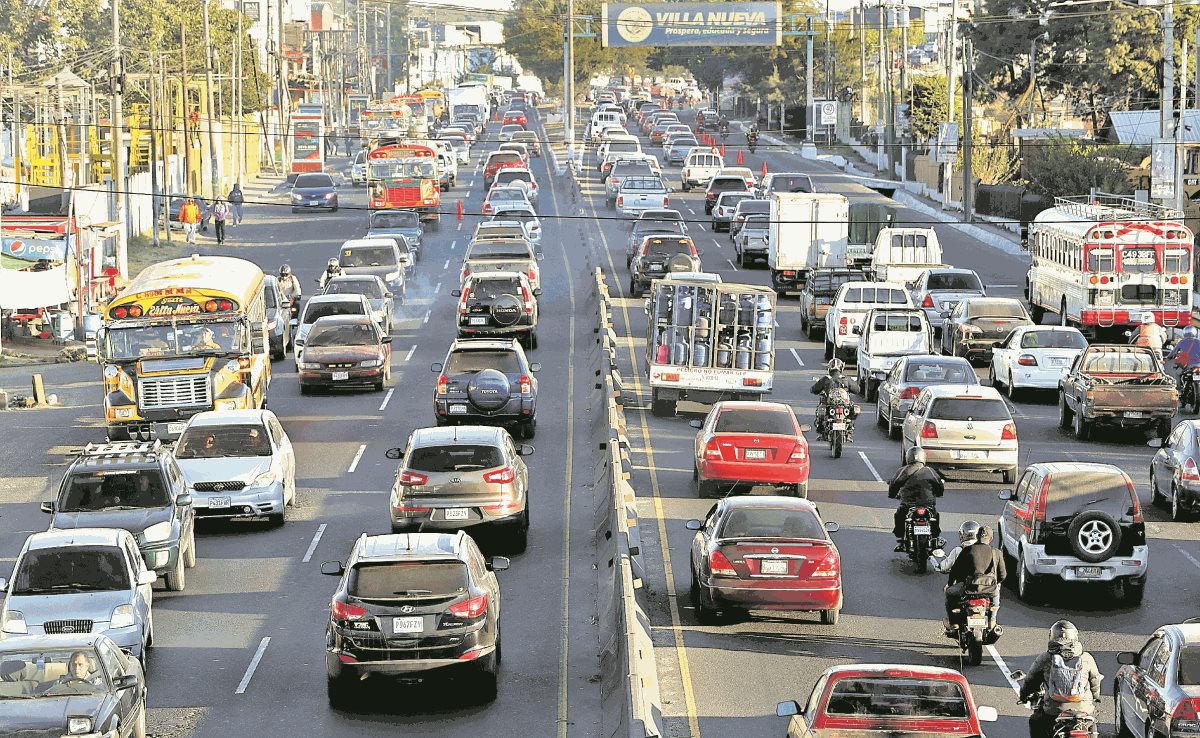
[777,665,999,738]
[483,151,525,189]
[691,401,810,498]
[686,496,842,623]
[502,110,528,127]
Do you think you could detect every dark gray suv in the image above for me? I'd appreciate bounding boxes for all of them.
[431,339,540,438]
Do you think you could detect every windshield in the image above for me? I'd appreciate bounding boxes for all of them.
[264,288,278,310]
[371,211,419,229]
[340,247,396,268]
[408,444,504,472]
[301,302,364,325]
[612,163,652,177]
[643,239,694,257]
[904,360,976,384]
[176,423,272,458]
[608,141,639,153]
[718,507,825,539]
[469,278,523,300]
[1079,350,1157,374]
[446,350,522,374]
[349,561,468,600]
[104,321,246,360]
[325,279,384,298]
[1021,330,1087,349]
[469,241,532,259]
[495,171,532,186]
[928,398,1011,421]
[1045,470,1135,521]
[12,546,130,594]
[60,471,170,511]
[714,408,796,434]
[809,272,864,296]
[743,215,769,231]
[305,322,380,347]
[1179,647,1200,685]
[672,138,698,149]
[842,287,908,305]
[294,174,333,188]
[968,301,1027,319]
[369,160,437,179]
[624,179,666,192]
[0,648,109,699]
[768,175,812,193]
[494,211,536,224]
[927,272,983,292]
[710,179,746,193]
[824,677,969,719]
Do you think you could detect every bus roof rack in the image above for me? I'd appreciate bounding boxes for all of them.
[1053,193,1182,221]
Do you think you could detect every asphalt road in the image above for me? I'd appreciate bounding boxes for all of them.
[0,121,604,737]
[578,117,1200,737]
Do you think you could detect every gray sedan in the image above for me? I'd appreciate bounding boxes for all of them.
[874,354,978,439]
[1115,623,1200,738]
[321,274,395,333]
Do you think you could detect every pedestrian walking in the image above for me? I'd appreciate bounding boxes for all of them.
[180,197,202,244]
[211,197,229,245]
[326,132,337,157]
[227,183,244,225]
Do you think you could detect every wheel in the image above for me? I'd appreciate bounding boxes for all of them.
[865,379,877,403]
[1060,298,1070,327]
[792,482,808,499]
[473,647,499,702]
[530,331,539,350]
[737,250,746,268]
[1007,371,1020,402]
[268,500,287,527]
[184,531,197,568]
[1058,393,1073,429]
[519,419,536,439]
[696,479,714,499]
[831,430,843,459]
[819,608,840,625]
[691,572,720,624]
[876,402,887,428]
[164,551,185,591]
[913,538,929,574]
[888,412,900,441]
[1017,555,1041,603]
[988,365,999,388]
[1150,469,1164,506]
[271,342,284,361]
[511,509,529,553]
[824,340,833,361]
[1067,511,1120,562]
[650,392,676,417]
[628,278,639,296]
[1172,483,1188,521]
[1158,419,1172,442]
[967,638,984,666]
[326,672,355,709]
[1125,578,1146,606]
[1116,692,1136,738]
[299,383,313,396]
[133,702,147,738]
[1002,467,1017,485]
[1030,302,1045,324]
[1072,403,1092,440]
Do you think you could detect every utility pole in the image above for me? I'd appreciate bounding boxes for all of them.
[875,0,885,170]
[159,55,171,243]
[1175,38,1187,213]
[824,0,832,101]
[202,0,218,199]
[806,18,815,141]
[564,0,575,155]
[111,0,125,235]
[148,58,159,248]
[277,0,289,172]
[962,37,974,222]
[181,23,192,194]
[943,6,957,210]
[1163,0,1175,142]
[386,8,393,95]
[859,0,867,125]
[235,10,243,187]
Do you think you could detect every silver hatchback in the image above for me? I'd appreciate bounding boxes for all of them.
[386,426,533,552]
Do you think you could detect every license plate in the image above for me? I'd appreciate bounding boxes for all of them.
[332,371,349,381]
[1126,411,1146,419]
[1076,566,1102,578]
[966,616,988,628]
[448,405,468,414]
[913,524,932,535]
[1051,357,1070,366]
[167,422,186,435]
[208,496,230,509]
[744,448,767,460]
[392,616,423,634]
[955,450,984,460]
[831,422,847,430]
[761,560,788,575]
[649,262,663,270]
[444,508,469,520]
[943,301,959,310]
[469,316,489,325]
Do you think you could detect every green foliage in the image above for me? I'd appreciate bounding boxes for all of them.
[503,0,646,86]
[1021,137,1133,199]
[909,75,948,142]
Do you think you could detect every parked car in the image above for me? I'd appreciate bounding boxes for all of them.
[0,633,148,736]
[1150,420,1200,521]
[910,267,986,335]
[989,325,1087,399]
[454,271,539,347]
[290,172,339,212]
[0,529,156,660]
[900,385,1018,483]
[997,461,1146,604]
[1115,623,1200,738]
[43,440,196,592]
[686,496,839,623]
[432,338,541,438]
[691,400,810,498]
[173,409,297,525]
[385,426,533,550]
[321,274,396,332]
[940,297,1033,363]
[875,355,977,440]
[322,532,509,706]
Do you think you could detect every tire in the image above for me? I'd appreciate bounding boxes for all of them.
[1067,511,1121,563]
[690,572,716,623]
[1116,693,1136,738]
[1060,298,1070,327]
[737,250,745,268]
[519,419,536,439]
[271,343,284,361]
[1150,469,1164,506]
[165,552,185,592]
[1017,554,1041,603]
[1158,419,1172,442]
[876,402,887,428]
[819,608,840,625]
[1002,467,1017,485]
[1172,483,1188,522]
[511,509,529,553]
[1126,578,1146,606]
[628,278,639,296]
[1030,302,1045,324]
[474,647,499,702]
[792,482,808,499]
[967,637,984,666]
[326,672,355,709]
[1072,406,1092,440]
[133,702,147,738]
[268,501,287,527]
[824,340,833,361]
[913,537,928,574]
[299,383,313,396]
[696,479,714,498]
[987,365,999,388]
[888,413,900,441]
[651,392,676,417]
[184,530,197,568]
[831,430,843,459]
[865,379,877,403]
[1058,393,1073,429]
[1007,371,1020,402]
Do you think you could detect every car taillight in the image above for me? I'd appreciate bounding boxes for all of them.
[397,470,429,486]
[663,197,669,206]
[1125,474,1144,523]
[519,375,532,393]
[448,593,488,619]
[527,267,537,283]
[392,502,431,513]
[922,294,934,308]
[522,286,534,313]
[898,386,920,400]
[1017,354,1038,366]
[436,375,449,395]
[920,421,939,439]
[1033,476,1050,524]
[811,548,839,578]
[704,439,722,460]
[458,288,470,314]
[708,550,736,577]
[1172,697,1200,727]
[482,203,493,214]
[332,599,367,620]
[616,196,624,207]
[482,466,516,484]
[789,445,808,463]
[1001,422,1017,440]
[743,236,749,246]
[1183,457,1200,482]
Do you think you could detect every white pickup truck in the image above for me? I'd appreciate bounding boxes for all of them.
[867,227,947,285]
[854,307,933,401]
[824,281,914,363]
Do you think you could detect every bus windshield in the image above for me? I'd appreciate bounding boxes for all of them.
[369,160,436,180]
[105,321,246,360]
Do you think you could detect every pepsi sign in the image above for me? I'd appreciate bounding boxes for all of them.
[1,236,68,263]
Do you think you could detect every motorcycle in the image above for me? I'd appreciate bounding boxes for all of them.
[747,134,758,154]
[1181,366,1200,413]
[719,124,730,141]
[822,387,859,458]
[1010,671,1100,738]
[901,505,940,573]
[941,589,1002,666]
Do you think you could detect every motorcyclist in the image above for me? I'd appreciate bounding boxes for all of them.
[1167,325,1200,387]
[887,446,943,551]
[278,264,302,304]
[1018,621,1103,738]
[718,116,730,135]
[1134,311,1167,354]
[932,520,981,574]
[943,524,1005,629]
[318,258,343,289]
[810,359,852,439]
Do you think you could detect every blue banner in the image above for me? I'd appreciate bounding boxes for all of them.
[602,2,782,47]
[1,236,69,264]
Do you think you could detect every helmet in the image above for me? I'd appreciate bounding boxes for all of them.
[1049,620,1080,652]
[958,520,982,545]
[1185,326,1198,340]
[905,446,926,465]
[326,258,339,270]
[1142,312,1156,325]
[827,358,845,376]
[279,264,292,277]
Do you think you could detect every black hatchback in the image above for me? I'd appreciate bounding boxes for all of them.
[322,532,509,707]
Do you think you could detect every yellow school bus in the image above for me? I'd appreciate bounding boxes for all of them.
[98,254,271,440]
[417,89,445,120]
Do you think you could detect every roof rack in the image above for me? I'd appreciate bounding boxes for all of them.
[81,440,163,458]
[1053,193,1182,221]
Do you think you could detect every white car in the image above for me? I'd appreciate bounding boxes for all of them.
[481,185,532,216]
[293,293,371,360]
[900,385,1019,484]
[174,409,297,525]
[989,325,1088,399]
[492,167,540,205]
[350,151,367,186]
[490,206,541,245]
[824,281,914,362]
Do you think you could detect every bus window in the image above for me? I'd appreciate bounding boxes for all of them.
[1087,248,1114,272]
[1164,248,1190,273]
[1121,284,1157,302]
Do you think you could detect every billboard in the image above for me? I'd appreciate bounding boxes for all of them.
[602,2,782,47]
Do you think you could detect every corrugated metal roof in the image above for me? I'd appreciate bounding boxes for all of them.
[1102,109,1200,145]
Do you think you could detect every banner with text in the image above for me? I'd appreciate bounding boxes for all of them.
[601,2,782,47]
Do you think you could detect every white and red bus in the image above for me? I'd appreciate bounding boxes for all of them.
[290,113,324,173]
[366,143,441,227]
[1026,194,1193,335]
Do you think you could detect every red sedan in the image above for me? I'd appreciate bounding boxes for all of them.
[777,665,999,738]
[686,496,842,623]
[502,110,527,127]
[692,401,810,498]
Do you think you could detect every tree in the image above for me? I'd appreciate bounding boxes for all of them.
[503,0,646,87]
[909,74,948,142]
[1021,137,1132,200]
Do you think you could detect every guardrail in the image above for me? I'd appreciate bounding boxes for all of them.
[593,269,664,738]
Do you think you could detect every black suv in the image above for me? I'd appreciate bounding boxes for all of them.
[321,532,509,706]
[996,461,1148,605]
[431,339,540,438]
[629,236,702,297]
[41,441,197,592]
[453,272,540,348]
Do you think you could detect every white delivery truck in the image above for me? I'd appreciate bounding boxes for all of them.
[447,86,488,123]
[866,227,947,284]
[768,192,850,295]
[644,274,777,417]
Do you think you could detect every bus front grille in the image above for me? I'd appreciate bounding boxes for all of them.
[139,375,211,410]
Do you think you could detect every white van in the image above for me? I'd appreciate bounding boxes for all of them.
[681,150,724,191]
[868,227,946,284]
[824,281,914,362]
[590,110,621,130]
[598,135,642,162]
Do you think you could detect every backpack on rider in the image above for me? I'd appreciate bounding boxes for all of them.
[1047,654,1089,704]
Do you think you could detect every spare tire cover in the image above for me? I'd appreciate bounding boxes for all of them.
[467,369,512,411]
[667,253,697,273]
[490,293,523,326]
[1067,510,1121,563]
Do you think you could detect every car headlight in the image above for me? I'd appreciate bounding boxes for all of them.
[360,357,383,368]
[67,717,92,735]
[291,193,302,202]
[143,520,173,543]
[324,192,336,199]
[215,399,239,411]
[103,364,120,379]
[114,407,134,419]
[247,470,279,489]
[110,604,136,629]
[297,361,319,370]
[1,610,27,634]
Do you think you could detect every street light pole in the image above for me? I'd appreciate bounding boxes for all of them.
[111,0,125,238]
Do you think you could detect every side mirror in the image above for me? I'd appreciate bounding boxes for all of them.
[320,561,345,576]
[536,252,545,261]
[175,494,192,507]
[1116,651,1137,665]
[137,570,158,586]
[114,673,139,690]
[799,424,812,433]
[381,336,393,344]
[40,501,54,514]
[517,444,535,456]
[0,578,7,592]
[1149,438,1165,449]
[940,311,950,319]
[685,519,702,531]
[776,701,802,718]
[431,362,443,373]
[533,288,543,297]
[1009,670,1027,682]
[997,489,1014,501]
[824,521,839,533]
[976,706,999,723]
[993,341,1005,348]
[383,292,393,299]
[451,289,462,297]
[529,362,542,372]
[385,447,404,460]
[689,419,703,429]
[487,556,510,572]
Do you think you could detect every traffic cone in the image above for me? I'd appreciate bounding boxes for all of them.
[456,200,464,220]
[737,149,744,165]
[761,161,768,176]
[720,144,726,158]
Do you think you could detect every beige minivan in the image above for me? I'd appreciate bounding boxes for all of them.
[681,149,724,191]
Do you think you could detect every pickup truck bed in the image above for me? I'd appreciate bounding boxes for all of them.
[1058,345,1177,441]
